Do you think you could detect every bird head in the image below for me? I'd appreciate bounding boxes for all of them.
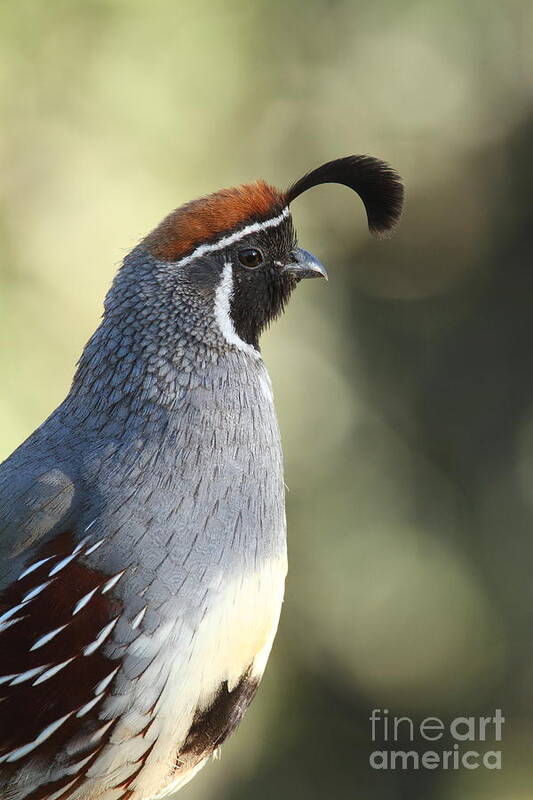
[112,156,403,357]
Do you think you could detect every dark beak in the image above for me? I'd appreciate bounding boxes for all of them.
[282,248,328,280]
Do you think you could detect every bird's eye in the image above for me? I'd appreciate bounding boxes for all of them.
[237,248,263,269]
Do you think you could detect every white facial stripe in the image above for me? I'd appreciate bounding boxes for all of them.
[214,261,259,358]
[174,206,290,269]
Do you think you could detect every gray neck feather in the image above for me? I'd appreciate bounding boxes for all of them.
[40,249,285,576]
[62,247,247,434]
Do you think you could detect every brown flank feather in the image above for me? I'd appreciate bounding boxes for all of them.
[0,531,122,796]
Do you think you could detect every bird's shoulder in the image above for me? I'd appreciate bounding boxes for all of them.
[0,418,130,792]
[0,414,84,584]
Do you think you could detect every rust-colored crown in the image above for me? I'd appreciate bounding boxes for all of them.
[144,180,286,262]
[144,155,404,263]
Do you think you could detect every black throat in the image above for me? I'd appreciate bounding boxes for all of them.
[230,267,298,350]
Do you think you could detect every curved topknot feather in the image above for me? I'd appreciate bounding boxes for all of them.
[285,155,404,238]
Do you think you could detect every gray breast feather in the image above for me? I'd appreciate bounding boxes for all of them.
[0,351,287,798]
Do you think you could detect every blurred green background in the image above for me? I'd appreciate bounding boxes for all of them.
[1,0,533,797]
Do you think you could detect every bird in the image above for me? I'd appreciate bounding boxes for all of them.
[0,155,403,799]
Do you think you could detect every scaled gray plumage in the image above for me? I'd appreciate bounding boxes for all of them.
[0,156,403,799]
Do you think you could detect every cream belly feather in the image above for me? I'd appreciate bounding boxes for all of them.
[72,550,287,800]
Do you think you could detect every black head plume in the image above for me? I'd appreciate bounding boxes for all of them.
[285,155,404,238]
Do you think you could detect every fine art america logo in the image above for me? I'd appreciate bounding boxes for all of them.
[369,708,504,770]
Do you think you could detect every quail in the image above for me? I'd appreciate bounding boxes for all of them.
[0,155,403,799]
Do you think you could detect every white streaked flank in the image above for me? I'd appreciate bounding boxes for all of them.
[7,664,50,685]
[72,535,92,555]
[101,569,127,594]
[72,586,99,615]
[22,580,52,602]
[85,538,105,556]
[18,556,54,581]
[33,657,76,685]
[0,712,73,763]
[76,694,104,718]
[94,666,120,695]
[30,624,69,651]
[49,553,78,576]
[0,600,29,625]
[64,750,99,774]
[89,720,114,744]
[83,618,119,656]
[131,606,147,629]
[109,551,287,797]
[0,616,25,633]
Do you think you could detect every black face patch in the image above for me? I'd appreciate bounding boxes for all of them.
[226,215,297,349]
